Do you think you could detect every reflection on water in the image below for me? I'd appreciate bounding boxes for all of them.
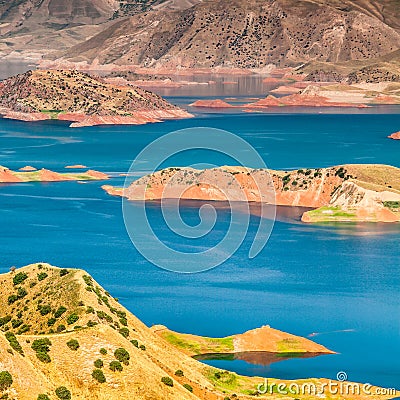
[194,351,328,367]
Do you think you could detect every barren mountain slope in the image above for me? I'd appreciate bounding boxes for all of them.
[59,0,400,68]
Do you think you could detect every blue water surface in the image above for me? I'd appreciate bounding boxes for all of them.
[0,110,399,389]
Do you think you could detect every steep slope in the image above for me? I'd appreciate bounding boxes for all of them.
[0,69,192,127]
[58,0,400,69]
[0,263,396,400]
[102,164,400,223]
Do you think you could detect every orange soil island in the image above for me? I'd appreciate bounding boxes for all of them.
[190,99,235,108]
[103,165,400,223]
[0,166,109,183]
[389,131,400,140]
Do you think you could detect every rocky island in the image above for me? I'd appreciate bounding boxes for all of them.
[103,164,400,223]
[0,166,108,183]
[0,263,396,400]
[0,70,192,128]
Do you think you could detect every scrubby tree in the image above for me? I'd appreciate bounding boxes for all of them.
[92,369,106,383]
[0,371,13,390]
[55,386,71,399]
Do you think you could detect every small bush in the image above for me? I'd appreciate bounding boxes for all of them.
[66,339,79,351]
[94,359,103,368]
[139,344,146,351]
[114,348,130,364]
[183,383,193,392]
[130,339,138,348]
[39,305,52,316]
[59,269,69,277]
[100,348,107,355]
[0,371,13,391]
[109,361,123,372]
[11,319,23,329]
[55,386,71,399]
[37,394,50,400]
[47,317,57,327]
[175,370,184,377]
[119,317,128,326]
[37,272,48,281]
[32,338,52,363]
[92,369,106,383]
[5,332,24,355]
[66,313,79,325]
[17,324,30,334]
[57,324,66,332]
[161,376,173,387]
[54,306,67,318]
[118,327,129,338]
[0,316,11,326]
[13,272,28,285]
[8,294,18,304]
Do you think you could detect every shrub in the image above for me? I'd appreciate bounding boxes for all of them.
[55,386,71,399]
[0,371,13,391]
[47,317,56,327]
[8,294,18,304]
[99,348,107,355]
[11,319,23,329]
[59,269,69,277]
[36,351,51,363]
[92,369,106,383]
[86,306,94,314]
[139,344,146,351]
[94,359,103,368]
[118,327,129,338]
[109,361,123,372]
[66,339,79,351]
[161,376,173,387]
[175,370,184,377]
[114,348,130,364]
[87,320,97,327]
[37,395,50,400]
[119,317,128,326]
[0,316,11,326]
[130,339,138,348]
[32,338,52,363]
[37,272,48,281]
[57,324,66,332]
[13,272,28,285]
[183,383,193,392]
[5,332,24,355]
[66,313,79,325]
[54,306,67,318]
[39,305,52,316]
[17,324,30,334]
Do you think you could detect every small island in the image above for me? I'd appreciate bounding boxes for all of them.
[103,164,400,223]
[0,70,193,128]
[0,166,109,183]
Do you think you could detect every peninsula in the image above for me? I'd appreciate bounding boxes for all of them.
[102,164,400,223]
[0,263,396,400]
[0,70,192,128]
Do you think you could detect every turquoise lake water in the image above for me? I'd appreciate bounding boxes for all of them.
[0,108,399,390]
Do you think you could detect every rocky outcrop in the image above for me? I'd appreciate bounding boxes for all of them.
[103,164,400,223]
[389,131,400,140]
[0,70,193,127]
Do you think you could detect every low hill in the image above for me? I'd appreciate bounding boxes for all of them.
[0,263,396,399]
[102,164,400,223]
[0,69,192,127]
